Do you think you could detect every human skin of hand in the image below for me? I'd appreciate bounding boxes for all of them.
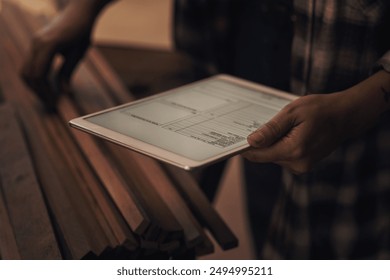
[242,70,390,174]
[20,0,113,109]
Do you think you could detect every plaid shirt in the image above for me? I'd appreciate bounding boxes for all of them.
[265,0,390,260]
[174,0,390,259]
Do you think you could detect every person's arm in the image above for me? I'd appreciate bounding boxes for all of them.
[242,69,390,174]
[21,0,114,109]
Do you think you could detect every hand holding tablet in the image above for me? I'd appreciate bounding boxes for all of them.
[69,74,296,170]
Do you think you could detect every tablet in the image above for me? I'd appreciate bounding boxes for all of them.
[69,74,297,170]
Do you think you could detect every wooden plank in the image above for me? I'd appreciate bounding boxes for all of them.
[0,176,21,260]
[194,232,215,257]
[121,152,203,247]
[73,45,229,251]
[3,2,144,252]
[67,62,175,242]
[10,4,153,237]
[16,3,143,250]
[43,109,114,257]
[0,2,142,256]
[106,143,185,243]
[57,100,139,252]
[50,35,175,241]
[54,99,139,251]
[0,15,96,260]
[3,0,238,258]
[61,80,151,235]
[59,97,148,237]
[64,53,187,244]
[19,4,149,240]
[86,49,134,104]
[0,84,4,102]
[85,41,238,251]
[84,32,238,252]
[0,103,61,259]
[164,165,238,250]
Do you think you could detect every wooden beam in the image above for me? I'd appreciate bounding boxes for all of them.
[1,1,145,253]
[0,174,21,260]
[0,103,61,259]
[164,165,238,250]
[0,0,239,259]
[0,13,98,260]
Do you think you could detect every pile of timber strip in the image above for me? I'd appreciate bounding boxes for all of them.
[0,104,61,260]
[0,0,238,259]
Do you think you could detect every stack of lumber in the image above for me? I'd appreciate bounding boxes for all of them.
[0,0,238,259]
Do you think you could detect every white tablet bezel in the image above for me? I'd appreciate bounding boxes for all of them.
[69,74,297,170]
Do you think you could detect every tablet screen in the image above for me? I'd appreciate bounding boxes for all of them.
[71,75,296,169]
